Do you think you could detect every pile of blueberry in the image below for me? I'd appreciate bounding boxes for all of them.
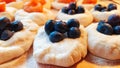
[97,14,120,35]
[0,17,23,40]
[94,3,117,12]
[62,2,85,15]
[45,19,81,43]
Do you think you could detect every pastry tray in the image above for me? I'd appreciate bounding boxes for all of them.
[0,1,120,68]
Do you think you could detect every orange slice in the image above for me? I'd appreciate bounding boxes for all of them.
[39,0,46,5]
[82,0,97,4]
[23,0,43,12]
[0,0,15,3]
[58,0,76,4]
[0,2,6,12]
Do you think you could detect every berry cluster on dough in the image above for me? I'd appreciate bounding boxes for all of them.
[0,17,23,40]
[94,3,117,12]
[62,2,85,15]
[97,14,120,35]
[45,19,81,43]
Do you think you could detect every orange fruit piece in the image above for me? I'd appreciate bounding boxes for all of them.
[58,0,76,4]
[0,0,15,3]
[0,2,6,12]
[23,0,43,12]
[39,0,46,5]
[82,0,97,4]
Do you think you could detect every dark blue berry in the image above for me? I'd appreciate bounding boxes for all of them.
[10,20,23,32]
[62,7,68,14]
[113,26,120,34]
[98,20,106,26]
[97,23,113,35]
[68,2,76,10]
[101,7,107,12]
[0,30,14,41]
[45,20,55,35]
[76,6,85,13]
[54,21,67,33]
[67,27,81,38]
[49,31,64,43]
[68,10,75,15]
[94,4,102,11]
[101,9,107,12]
[67,19,80,28]
[107,14,120,27]
[108,3,117,11]
[0,17,10,30]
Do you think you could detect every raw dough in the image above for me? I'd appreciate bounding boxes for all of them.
[0,19,39,64]
[56,9,93,27]
[33,25,87,67]
[91,3,120,22]
[0,7,17,21]
[86,23,120,60]
[15,8,55,26]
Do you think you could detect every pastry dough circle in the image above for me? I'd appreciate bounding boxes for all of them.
[91,3,120,22]
[52,1,68,10]
[15,8,55,26]
[86,23,120,60]
[56,9,93,27]
[0,7,17,21]
[0,19,39,64]
[33,25,87,67]
[91,9,120,22]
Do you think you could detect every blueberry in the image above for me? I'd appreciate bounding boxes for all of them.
[101,7,107,12]
[107,14,120,27]
[62,7,68,14]
[54,21,67,33]
[0,30,14,41]
[49,31,64,43]
[45,20,55,35]
[94,4,102,11]
[97,23,113,35]
[0,30,3,36]
[0,17,10,30]
[76,6,85,13]
[10,20,23,32]
[98,20,106,26]
[101,8,107,12]
[68,2,76,10]
[67,19,80,28]
[108,3,117,11]
[68,10,75,15]
[67,27,81,38]
[113,26,120,34]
